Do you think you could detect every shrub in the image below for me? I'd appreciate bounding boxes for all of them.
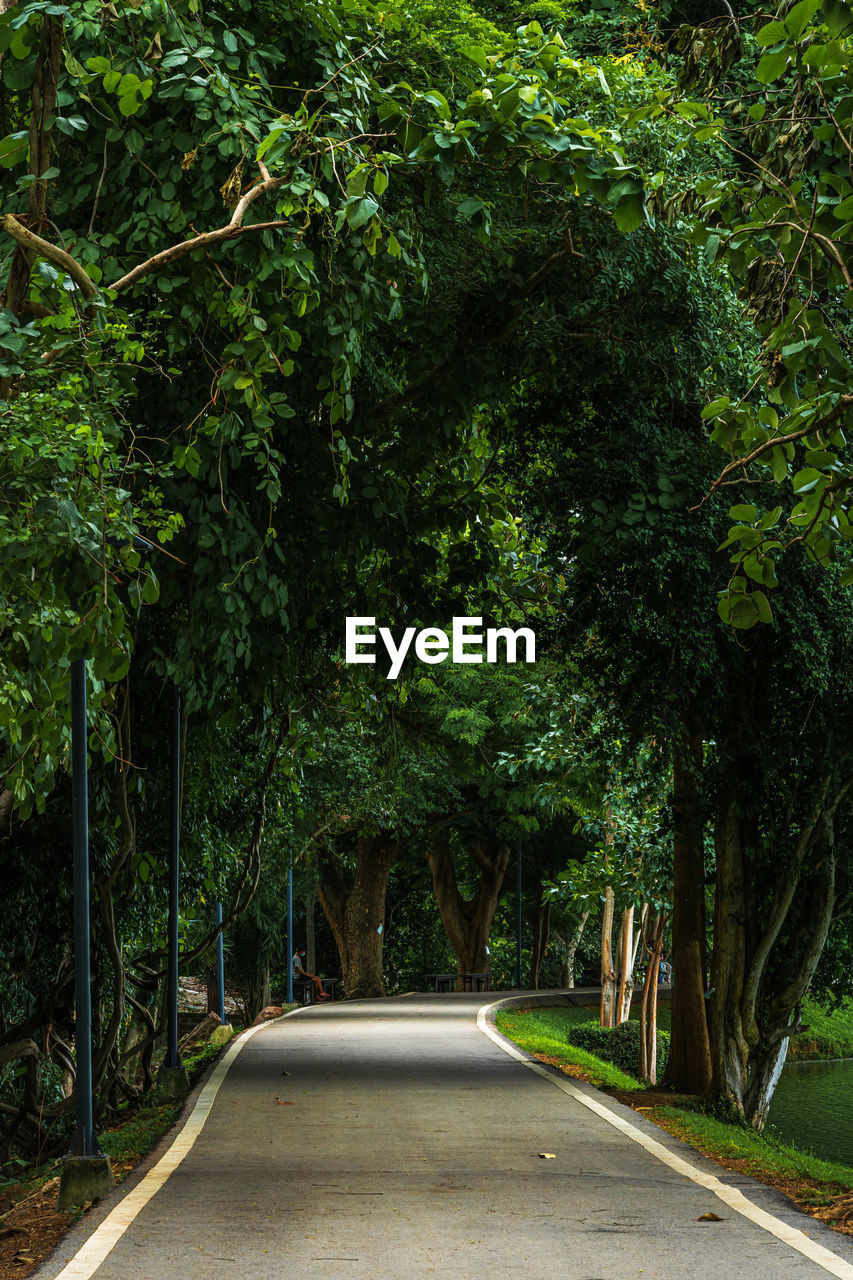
[567,1018,670,1078]
[521,0,571,26]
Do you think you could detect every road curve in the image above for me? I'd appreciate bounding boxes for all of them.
[37,993,853,1280]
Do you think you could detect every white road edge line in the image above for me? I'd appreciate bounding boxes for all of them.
[50,1008,309,1280]
[478,1000,853,1280]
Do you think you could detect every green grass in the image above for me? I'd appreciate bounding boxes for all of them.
[495,1008,643,1091]
[497,1003,853,1213]
[653,1106,853,1198]
[100,1102,181,1161]
[790,996,853,1061]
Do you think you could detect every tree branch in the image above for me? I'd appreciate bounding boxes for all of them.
[1,214,99,298]
[110,169,290,294]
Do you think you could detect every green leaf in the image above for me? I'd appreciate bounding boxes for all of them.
[701,396,730,419]
[751,589,773,624]
[463,45,488,70]
[756,48,790,82]
[613,192,646,234]
[823,0,853,33]
[784,0,820,38]
[346,196,379,230]
[729,503,758,522]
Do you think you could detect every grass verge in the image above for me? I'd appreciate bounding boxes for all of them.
[495,1008,642,1091]
[791,996,853,1061]
[495,1005,853,1237]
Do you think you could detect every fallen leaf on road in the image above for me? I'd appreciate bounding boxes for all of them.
[275,1100,295,1106]
[696,1212,725,1221]
[538,1153,557,1159]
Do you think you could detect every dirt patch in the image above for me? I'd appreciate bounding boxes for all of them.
[0,1176,71,1279]
[605,1086,695,1111]
[0,1156,141,1280]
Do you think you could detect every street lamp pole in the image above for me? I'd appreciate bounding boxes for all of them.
[69,658,98,1156]
[516,839,523,989]
[57,657,114,1209]
[215,900,226,1025]
[286,861,293,1005]
[166,685,181,1070]
[156,685,189,1098]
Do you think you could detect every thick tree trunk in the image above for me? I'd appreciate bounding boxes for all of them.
[428,834,509,987]
[709,798,750,1110]
[666,737,712,1094]
[305,865,317,974]
[710,777,840,1125]
[318,833,400,998]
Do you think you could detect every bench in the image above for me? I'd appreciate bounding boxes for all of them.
[292,977,338,1005]
[424,972,492,993]
[461,972,491,993]
[424,973,456,993]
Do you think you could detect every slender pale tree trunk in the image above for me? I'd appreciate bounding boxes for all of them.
[616,905,636,1024]
[561,911,589,988]
[600,886,617,1028]
[528,887,551,990]
[639,911,666,1085]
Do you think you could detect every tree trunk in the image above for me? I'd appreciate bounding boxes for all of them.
[616,905,635,1024]
[708,797,750,1111]
[666,737,712,1094]
[600,885,617,1027]
[744,1036,790,1130]
[528,886,551,990]
[318,832,400,998]
[639,911,666,1085]
[428,834,509,987]
[305,863,317,974]
[710,776,841,1125]
[562,911,588,988]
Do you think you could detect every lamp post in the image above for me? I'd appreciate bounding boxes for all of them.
[156,684,189,1100]
[516,839,523,990]
[57,655,114,1210]
[215,900,226,1025]
[286,862,293,1005]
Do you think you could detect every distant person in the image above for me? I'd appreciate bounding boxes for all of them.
[292,948,330,1001]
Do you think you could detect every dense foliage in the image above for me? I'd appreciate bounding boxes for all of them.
[4,0,853,1174]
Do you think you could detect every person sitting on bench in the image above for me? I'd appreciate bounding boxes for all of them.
[292,948,330,1001]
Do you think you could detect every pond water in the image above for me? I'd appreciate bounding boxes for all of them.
[767,1058,853,1167]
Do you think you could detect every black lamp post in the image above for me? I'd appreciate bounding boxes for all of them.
[156,684,189,1099]
[57,654,114,1209]
[286,862,293,1005]
[215,900,226,1024]
[516,839,523,989]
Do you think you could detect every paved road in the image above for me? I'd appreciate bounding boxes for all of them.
[40,994,853,1280]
